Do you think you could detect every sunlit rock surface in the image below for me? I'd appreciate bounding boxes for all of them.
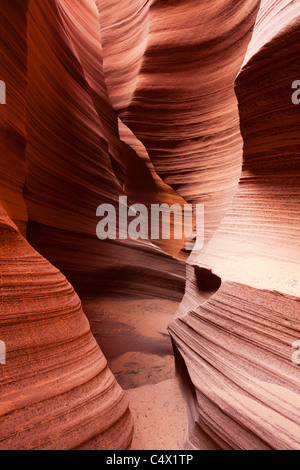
[169,0,300,450]
[0,0,299,450]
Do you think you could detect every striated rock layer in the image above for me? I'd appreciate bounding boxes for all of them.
[0,0,137,449]
[169,0,300,450]
[97,0,262,240]
[0,0,299,451]
[0,0,28,235]
[0,207,133,450]
[0,0,186,450]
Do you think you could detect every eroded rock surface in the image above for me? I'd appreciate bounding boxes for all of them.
[0,0,299,451]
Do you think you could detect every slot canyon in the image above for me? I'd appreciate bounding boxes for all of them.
[0,0,299,451]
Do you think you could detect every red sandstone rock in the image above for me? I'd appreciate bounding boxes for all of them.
[169,0,300,450]
[97,0,262,240]
[0,0,184,450]
[0,206,133,449]
[0,0,299,451]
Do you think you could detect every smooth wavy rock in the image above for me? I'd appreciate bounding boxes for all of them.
[97,0,261,240]
[169,0,300,450]
[0,207,132,450]
[0,0,186,450]
[1,0,299,452]
[0,0,28,235]
[25,0,186,292]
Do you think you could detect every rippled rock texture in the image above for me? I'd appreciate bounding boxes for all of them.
[169,0,300,450]
[0,0,299,450]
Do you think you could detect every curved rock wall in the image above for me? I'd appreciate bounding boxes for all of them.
[0,0,187,450]
[169,0,300,450]
[98,0,261,240]
[0,0,299,451]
